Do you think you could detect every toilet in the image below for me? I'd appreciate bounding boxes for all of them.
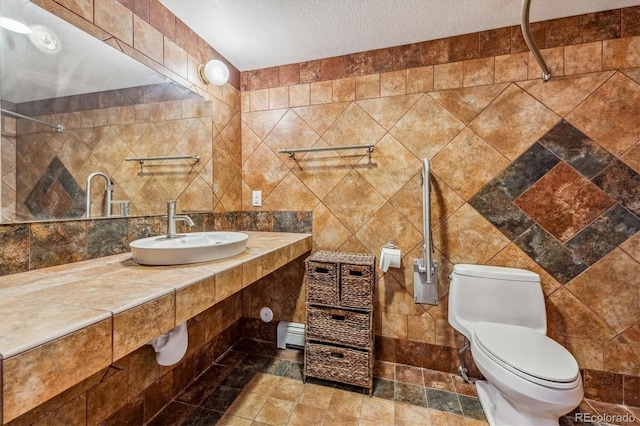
[448,264,583,426]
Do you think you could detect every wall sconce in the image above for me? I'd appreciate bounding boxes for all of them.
[197,59,229,86]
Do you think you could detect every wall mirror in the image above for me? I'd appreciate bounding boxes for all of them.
[0,1,214,224]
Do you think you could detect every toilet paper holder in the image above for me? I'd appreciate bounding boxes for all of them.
[380,242,402,272]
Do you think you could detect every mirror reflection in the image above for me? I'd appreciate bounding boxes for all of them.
[1,1,213,223]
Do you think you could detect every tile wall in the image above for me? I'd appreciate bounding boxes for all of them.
[239,8,640,406]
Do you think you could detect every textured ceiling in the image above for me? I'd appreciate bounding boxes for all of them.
[160,0,640,72]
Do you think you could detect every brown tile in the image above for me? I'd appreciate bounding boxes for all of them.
[86,368,128,425]
[449,33,479,62]
[176,277,215,324]
[547,15,583,48]
[33,394,86,426]
[288,403,326,425]
[370,48,394,73]
[583,10,621,42]
[322,56,346,81]
[624,375,640,407]
[479,27,511,58]
[279,64,300,86]
[622,6,640,37]
[528,47,565,80]
[546,288,617,341]
[95,0,133,45]
[420,39,449,66]
[143,373,173,422]
[583,370,624,404]
[300,60,322,84]
[511,22,546,53]
[58,0,93,21]
[394,401,430,425]
[149,0,175,40]
[393,43,421,70]
[175,18,197,55]
[396,365,424,386]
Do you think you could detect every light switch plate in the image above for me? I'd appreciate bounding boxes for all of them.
[252,190,262,207]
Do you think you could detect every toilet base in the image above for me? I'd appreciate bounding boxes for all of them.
[476,380,559,426]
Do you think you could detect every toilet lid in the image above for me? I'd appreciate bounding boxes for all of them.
[474,322,579,386]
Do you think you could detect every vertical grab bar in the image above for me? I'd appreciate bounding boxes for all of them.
[414,158,438,305]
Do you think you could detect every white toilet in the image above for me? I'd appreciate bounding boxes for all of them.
[448,264,583,426]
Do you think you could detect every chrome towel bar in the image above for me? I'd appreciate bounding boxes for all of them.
[279,144,374,159]
[125,155,200,164]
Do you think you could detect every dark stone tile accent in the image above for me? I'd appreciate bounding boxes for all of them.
[261,358,291,376]
[201,385,242,412]
[459,394,487,421]
[283,362,304,381]
[196,364,234,385]
[25,156,85,220]
[237,354,270,372]
[537,120,615,179]
[216,350,246,367]
[426,388,463,415]
[372,378,395,400]
[479,27,512,58]
[145,401,195,426]
[470,184,534,241]
[143,373,174,422]
[219,368,257,390]
[128,216,163,241]
[182,407,224,425]
[395,382,427,407]
[241,211,312,233]
[213,211,241,231]
[88,218,128,258]
[0,224,29,276]
[624,375,640,407]
[493,143,560,200]
[30,221,87,270]
[566,205,640,265]
[514,225,588,284]
[232,336,279,358]
[175,379,218,406]
[593,160,640,217]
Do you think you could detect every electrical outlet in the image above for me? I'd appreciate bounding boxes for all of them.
[252,190,262,207]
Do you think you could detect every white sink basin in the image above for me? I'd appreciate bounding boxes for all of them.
[130,232,249,265]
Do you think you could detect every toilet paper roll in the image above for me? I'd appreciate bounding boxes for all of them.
[260,307,274,323]
[380,247,401,272]
[148,322,188,366]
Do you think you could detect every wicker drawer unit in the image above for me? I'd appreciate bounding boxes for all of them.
[304,251,375,394]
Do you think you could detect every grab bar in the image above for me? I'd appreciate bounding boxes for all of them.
[521,0,551,81]
[1,108,64,132]
[414,158,438,305]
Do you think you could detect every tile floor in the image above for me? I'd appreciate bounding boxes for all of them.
[147,338,638,425]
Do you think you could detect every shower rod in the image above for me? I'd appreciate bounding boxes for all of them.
[0,108,64,132]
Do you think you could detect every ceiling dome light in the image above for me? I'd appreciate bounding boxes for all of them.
[0,16,32,34]
[28,25,61,54]
[197,59,229,86]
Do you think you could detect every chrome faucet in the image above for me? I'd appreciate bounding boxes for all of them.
[86,172,114,218]
[166,200,194,238]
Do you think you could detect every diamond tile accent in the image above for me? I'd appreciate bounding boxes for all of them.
[25,157,85,220]
[470,184,534,240]
[515,162,616,242]
[593,160,640,217]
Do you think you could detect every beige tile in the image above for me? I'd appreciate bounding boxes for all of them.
[269,87,289,110]
[565,42,603,75]
[176,276,215,324]
[94,0,132,45]
[269,377,304,402]
[432,128,508,200]
[406,66,434,94]
[292,103,349,135]
[428,409,466,425]
[527,47,564,80]
[297,383,335,408]
[394,402,431,425]
[163,37,188,78]
[215,265,243,302]
[243,257,264,287]
[434,62,463,90]
[546,288,617,341]
[254,397,295,425]
[288,404,327,425]
[311,203,353,252]
[603,37,640,70]
[113,294,175,360]
[263,109,320,155]
[356,94,421,131]
[266,173,319,211]
[241,143,289,197]
[328,389,363,418]
[133,14,163,63]
[262,247,291,276]
[360,397,394,425]
[2,319,112,423]
[407,314,437,345]
[56,0,93,21]
[333,77,356,102]
[356,74,381,99]
[227,391,268,420]
[250,89,270,111]
[463,58,495,87]
[380,312,408,339]
[217,414,253,425]
[390,94,465,160]
[469,84,560,160]
[289,84,310,107]
[310,81,333,104]
[565,338,604,371]
[495,52,528,83]
[323,411,359,426]
[380,70,406,97]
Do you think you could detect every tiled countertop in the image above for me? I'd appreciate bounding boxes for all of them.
[0,231,312,424]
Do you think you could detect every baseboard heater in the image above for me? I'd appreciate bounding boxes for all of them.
[276,321,305,350]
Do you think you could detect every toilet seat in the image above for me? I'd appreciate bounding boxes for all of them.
[473,322,580,390]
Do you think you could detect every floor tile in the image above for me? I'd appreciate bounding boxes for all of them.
[458,394,487,421]
[201,385,242,413]
[254,397,295,425]
[426,388,463,415]
[394,381,427,407]
[225,391,268,420]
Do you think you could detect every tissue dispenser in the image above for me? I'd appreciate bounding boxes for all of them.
[380,247,401,272]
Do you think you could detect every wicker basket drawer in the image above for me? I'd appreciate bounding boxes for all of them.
[307,306,372,348]
[304,343,372,388]
[340,263,374,309]
[306,261,339,305]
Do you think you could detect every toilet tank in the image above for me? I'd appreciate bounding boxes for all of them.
[448,264,547,339]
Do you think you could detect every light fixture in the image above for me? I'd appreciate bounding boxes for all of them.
[28,25,61,54]
[0,16,32,34]
[197,59,229,86]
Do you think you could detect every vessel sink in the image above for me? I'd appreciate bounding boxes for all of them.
[130,232,249,265]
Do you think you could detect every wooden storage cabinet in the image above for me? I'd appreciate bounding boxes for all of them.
[303,251,375,394]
